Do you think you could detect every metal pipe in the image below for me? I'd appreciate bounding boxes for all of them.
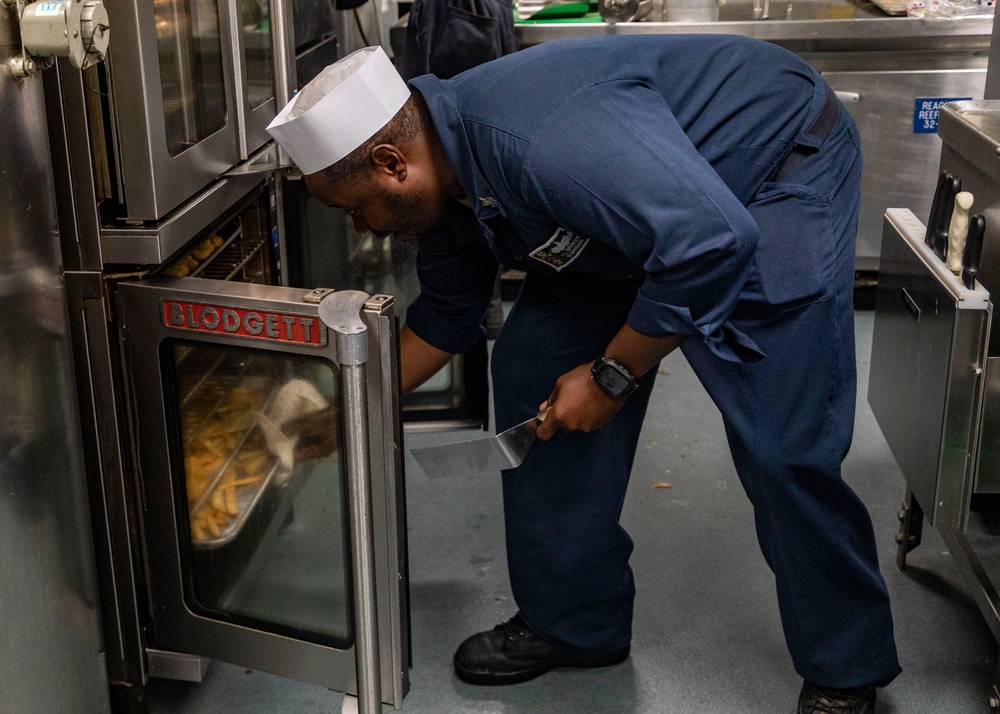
[323,290,382,714]
[341,360,383,714]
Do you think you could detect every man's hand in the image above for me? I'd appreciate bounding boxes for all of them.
[530,326,687,442]
[281,405,341,461]
[534,362,625,441]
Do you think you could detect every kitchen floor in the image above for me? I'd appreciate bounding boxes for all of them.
[146,311,999,714]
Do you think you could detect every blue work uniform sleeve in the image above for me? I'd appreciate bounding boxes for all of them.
[519,80,765,363]
[405,224,500,354]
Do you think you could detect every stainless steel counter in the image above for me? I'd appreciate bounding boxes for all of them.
[391,3,993,269]
[513,6,993,53]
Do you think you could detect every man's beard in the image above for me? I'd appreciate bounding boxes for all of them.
[374,183,443,237]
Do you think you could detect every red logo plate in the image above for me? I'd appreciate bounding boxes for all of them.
[162,300,326,346]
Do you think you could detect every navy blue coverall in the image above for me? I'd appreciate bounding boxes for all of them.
[404,35,901,689]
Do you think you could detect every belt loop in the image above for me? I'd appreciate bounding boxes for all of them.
[809,84,840,145]
[772,85,840,182]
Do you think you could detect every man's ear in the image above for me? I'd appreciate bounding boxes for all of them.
[371,144,407,181]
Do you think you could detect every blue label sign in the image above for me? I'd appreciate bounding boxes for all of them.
[914,97,971,134]
[35,1,64,15]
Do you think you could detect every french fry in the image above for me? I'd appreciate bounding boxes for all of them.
[225,486,238,516]
[192,519,207,541]
[211,487,226,512]
[240,452,269,474]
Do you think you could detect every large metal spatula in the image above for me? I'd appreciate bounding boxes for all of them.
[410,409,548,479]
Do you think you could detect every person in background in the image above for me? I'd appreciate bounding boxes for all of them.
[268,37,900,714]
[399,0,518,338]
[399,0,518,81]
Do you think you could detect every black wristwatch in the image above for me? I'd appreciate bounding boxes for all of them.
[591,356,638,399]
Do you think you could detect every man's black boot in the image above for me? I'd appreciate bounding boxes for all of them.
[798,681,877,714]
[453,613,630,685]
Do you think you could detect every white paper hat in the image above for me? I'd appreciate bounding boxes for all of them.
[267,46,410,175]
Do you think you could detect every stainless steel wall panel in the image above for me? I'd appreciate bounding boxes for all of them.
[65,290,151,685]
[0,7,111,710]
[984,8,1000,100]
[513,13,995,52]
[825,69,987,271]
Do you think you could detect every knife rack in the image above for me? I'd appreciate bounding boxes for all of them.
[869,99,1000,712]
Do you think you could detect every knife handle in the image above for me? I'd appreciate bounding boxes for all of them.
[926,170,953,248]
[947,192,974,274]
[962,214,986,290]
[934,175,962,261]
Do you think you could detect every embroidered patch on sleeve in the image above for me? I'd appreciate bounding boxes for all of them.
[529,228,589,271]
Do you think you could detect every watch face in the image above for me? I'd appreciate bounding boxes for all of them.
[596,365,630,395]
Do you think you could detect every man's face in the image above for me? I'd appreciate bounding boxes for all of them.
[305,164,448,240]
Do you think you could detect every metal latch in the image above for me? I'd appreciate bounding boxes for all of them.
[364,294,395,313]
[302,287,335,304]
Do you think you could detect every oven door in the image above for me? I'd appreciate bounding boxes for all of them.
[117,277,409,706]
[229,0,277,159]
[107,0,276,221]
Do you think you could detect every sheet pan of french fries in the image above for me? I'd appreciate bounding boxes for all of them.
[181,380,282,549]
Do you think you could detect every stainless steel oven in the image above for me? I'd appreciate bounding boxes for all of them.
[39,2,489,710]
[118,278,409,704]
[103,0,278,222]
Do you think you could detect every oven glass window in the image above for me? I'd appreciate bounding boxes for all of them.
[155,0,228,156]
[168,341,352,647]
[345,232,463,410]
[241,0,274,109]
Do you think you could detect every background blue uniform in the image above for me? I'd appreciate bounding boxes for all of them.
[405,34,900,688]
